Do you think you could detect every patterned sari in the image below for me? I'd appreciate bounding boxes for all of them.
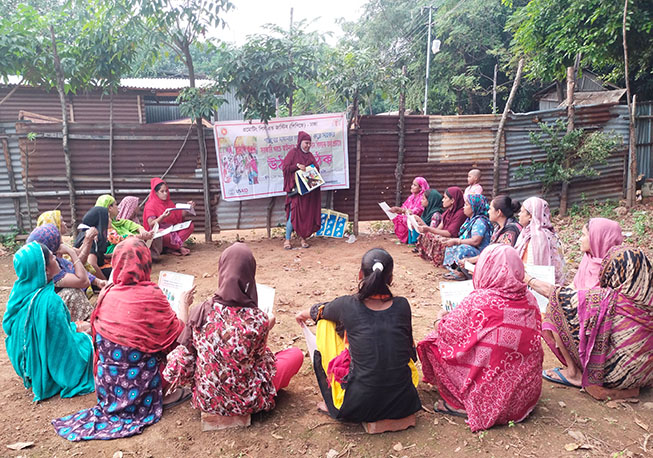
[418,245,543,432]
[543,247,653,390]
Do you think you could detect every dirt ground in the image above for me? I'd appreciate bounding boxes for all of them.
[0,219,652,458]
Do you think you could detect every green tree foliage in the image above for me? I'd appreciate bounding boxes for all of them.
[507,0,653,98]
[516,119,621,193]
[217,21,322,122]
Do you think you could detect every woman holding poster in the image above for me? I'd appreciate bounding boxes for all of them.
[282,131,321,249]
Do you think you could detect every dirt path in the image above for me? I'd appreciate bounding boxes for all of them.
[0,226,651,457]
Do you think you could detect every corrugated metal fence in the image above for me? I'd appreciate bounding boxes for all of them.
[0,102,633,235]
[636,101,653,179]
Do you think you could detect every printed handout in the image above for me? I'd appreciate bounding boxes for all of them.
[158,271,195,317]
[378,202,397,220]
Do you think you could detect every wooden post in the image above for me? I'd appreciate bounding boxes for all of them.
[623,0,637,207]
[23,140,34,231]
[353,130,361,236]
[2,138,23,230]
[109,93,115,196]
[237,201,243,229]
[266,197,275,238]
[492,58,524,197]
[559,65,576,217]
[395,65,407,207]
[49,25,78,232]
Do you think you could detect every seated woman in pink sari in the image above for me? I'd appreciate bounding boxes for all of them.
[417,244,543,432]
[389,177,429,244]
[527,246,653,400]
[572,218,623,290]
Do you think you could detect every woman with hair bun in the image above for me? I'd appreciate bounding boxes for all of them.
[295,248,421,424]
[462,195,522,267]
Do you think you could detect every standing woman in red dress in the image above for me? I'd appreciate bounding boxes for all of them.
[282,131,322,249]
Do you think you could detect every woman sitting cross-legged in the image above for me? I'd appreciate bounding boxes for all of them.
[528,246,653,400]
[295,248,422,426]
[3,242,94,402]
[418,244,543,432]
[415,186,467,266]
[389,176,429,244]
[52,238,188,441]
[572,218,623,291]
[163,243,303,426]
[441,194,493,280]
[95,194,153,256]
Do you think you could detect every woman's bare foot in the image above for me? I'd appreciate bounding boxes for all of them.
[434,399,466,417]
[180,246,190,256]
[316,401,328,413]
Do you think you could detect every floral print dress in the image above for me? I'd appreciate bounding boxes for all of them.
[163,303,277,416]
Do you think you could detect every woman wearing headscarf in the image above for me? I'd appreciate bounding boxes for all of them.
[95,195,153,255]
[416,186,466,266]
[163,243,303,423]
[282,131,321,249]
[442,194,493,280]
[74,206,111,281]
[418,245,543,431]
[528,247,653,400]
[26,224,99,321]
[514,197,565,284]
[3,242,94,402]
[37,209,97,262]
[573,218,623,290]
[389,177,429,244]
[295,248,421,425]
[52,238,188,441]
[117,196,141,224]
[416,188,444,229]
[142,178,195,256]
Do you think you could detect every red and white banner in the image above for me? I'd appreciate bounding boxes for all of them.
[213,113,349,201]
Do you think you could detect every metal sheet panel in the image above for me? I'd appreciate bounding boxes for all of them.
[636,101,652,178]
[428,114,501,162]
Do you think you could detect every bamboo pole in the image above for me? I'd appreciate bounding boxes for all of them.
[109,93,115,196]
[559,65,576,217]
[492,58,524,197]
[623,0,637,207]
[395,65,407,207]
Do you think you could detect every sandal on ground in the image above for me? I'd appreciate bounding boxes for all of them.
[283,240,292,250]
[163,387,192,410]
[443,272,465,281]
[542,367,581,388]
[301,241,310,249]
[433,399,467,418]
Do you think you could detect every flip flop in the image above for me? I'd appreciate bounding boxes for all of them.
[301,242,310,249]
[283,241,292,250]
[542,368,581,388]
[433,400,467,418]
[163,387,192,410]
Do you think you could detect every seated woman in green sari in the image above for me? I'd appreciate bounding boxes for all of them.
[95,195,153,254]
[2,242,94,401]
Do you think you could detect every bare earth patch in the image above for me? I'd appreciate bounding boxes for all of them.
[0,210,651,457]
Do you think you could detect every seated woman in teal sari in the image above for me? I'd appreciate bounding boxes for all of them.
[2,242,94,401]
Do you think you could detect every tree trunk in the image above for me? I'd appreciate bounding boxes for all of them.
[353,127,361,237]
[49,25,77,233]
[492,58,524,197]
[184,45,212,242]
[109,92,115,196]
[623,0,637,207]
[560,66,576,217]
[396,65,407,207]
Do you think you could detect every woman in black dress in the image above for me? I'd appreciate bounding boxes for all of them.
[295,248,421,423]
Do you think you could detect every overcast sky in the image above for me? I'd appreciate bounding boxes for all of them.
[217,0,368,44]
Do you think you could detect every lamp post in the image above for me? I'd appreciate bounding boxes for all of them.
[423,7,440,115]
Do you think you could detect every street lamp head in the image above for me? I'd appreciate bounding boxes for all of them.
[432,39,441,54]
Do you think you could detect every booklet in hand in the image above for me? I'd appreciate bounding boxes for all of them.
[295,165,325,195]
[158,271,195,317]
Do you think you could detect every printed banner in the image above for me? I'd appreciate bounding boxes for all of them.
[213,113,349,201]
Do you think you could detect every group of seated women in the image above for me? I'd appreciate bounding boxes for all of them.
[2,177,651,438]
[392,174,566,284]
